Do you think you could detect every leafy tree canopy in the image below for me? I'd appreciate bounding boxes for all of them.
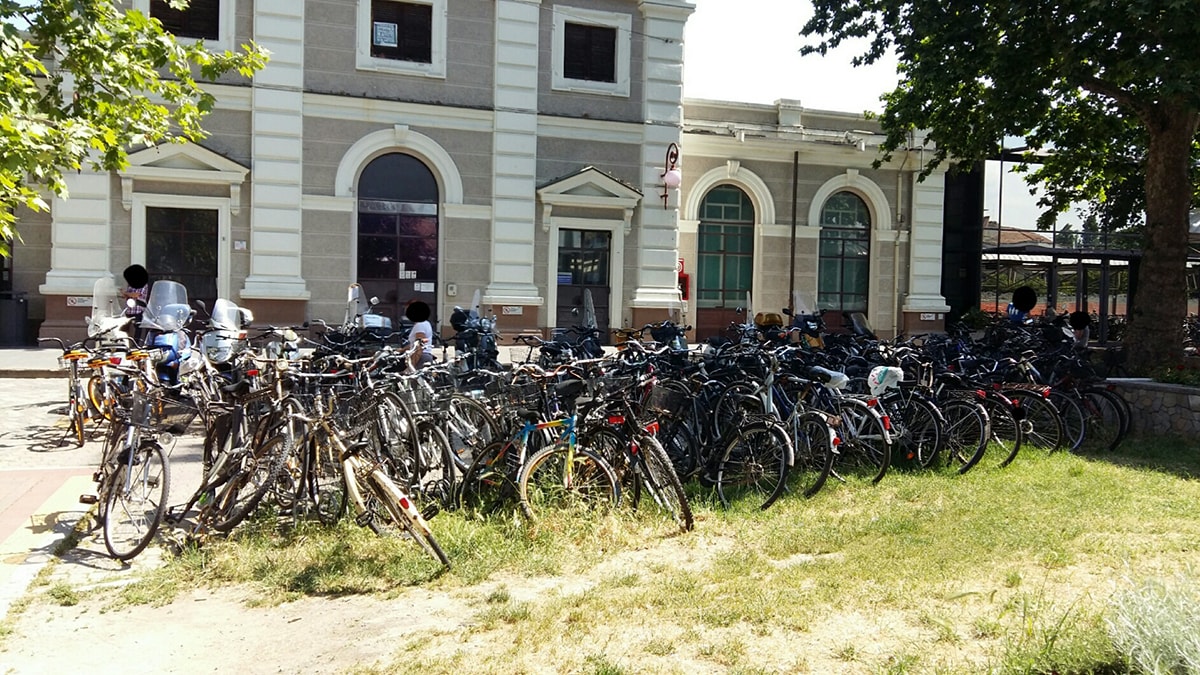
[0,0,267,256]
[801,0,1200,372]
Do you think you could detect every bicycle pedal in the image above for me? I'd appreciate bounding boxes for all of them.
[354,511,374,527]
[79,494,98,505]
[92,470,103,483]
[420,504,440,521]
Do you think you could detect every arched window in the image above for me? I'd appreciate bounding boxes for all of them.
[356,153,440,325]
[818,191,870,312]
[697,185,754,308]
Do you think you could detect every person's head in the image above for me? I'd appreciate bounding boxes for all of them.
[123,264,149,288]
[405,301,431,323]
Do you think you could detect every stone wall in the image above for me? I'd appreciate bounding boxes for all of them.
[1106,379,1200,436]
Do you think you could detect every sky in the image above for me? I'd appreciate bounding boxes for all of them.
[681,0,1083,232]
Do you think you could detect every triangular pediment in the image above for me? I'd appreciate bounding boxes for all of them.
[122,143,249,183]
[538,166,643,207]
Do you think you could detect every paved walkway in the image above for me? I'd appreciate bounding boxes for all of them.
[0,342,552,619]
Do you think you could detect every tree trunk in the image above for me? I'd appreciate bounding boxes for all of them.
[1123,105,1198,375]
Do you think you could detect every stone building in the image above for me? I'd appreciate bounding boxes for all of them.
[4,0,951,344]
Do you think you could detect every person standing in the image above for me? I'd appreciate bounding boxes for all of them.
[121,264,150,345]
[405,300,436,369]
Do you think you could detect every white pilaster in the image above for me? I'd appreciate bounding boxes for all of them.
[632,0,693,308]
[485,0,542,305]
[39,170,112,295]
[903,171,951,312]
[241,0,310,300]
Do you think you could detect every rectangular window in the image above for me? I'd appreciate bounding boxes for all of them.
[150,0,220,41]
[370,0,433,63]
[552,6,630,97]
[563,22,616,83]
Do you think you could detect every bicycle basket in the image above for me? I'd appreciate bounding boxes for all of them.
[644,382,689,415]
[128,389,199,433]
[504,379,544,410]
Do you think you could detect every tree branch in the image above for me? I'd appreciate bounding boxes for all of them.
[1076,74,1149,122]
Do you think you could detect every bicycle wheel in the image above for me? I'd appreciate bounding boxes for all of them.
[976,396,1022,470]
[655,415,699,480]
[1078,389,1125,453]
[579,425,633,491]
[633,434,693,531]
[712,384,763,442]
[365,469,450,568]
[207,433,289,533]
[889,396,944,469]
[518,445,621,520]
[412,418,456,509]
[938,398,990,474]
[1048,390,1086,451]
[831,398,891,485]
[716,420,791,510]
[103,440,170,561]
[1003,389,1064,454]
[788,410,836,498]
[369,391,420,481]
[458,441,522,515]
[445,394,501,471]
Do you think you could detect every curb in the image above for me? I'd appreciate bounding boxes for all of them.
[0,371,64,379]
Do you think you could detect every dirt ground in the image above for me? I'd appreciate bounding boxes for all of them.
[0,528,1113,675]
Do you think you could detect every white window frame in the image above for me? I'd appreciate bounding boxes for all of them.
[132,0,236,53]
[131,193,233,301]
[552,5,631,98]
[356,0,447,78]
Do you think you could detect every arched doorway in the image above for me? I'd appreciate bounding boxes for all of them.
[356,153,440,329]
[817,191,871,331]
[695,185,754,340]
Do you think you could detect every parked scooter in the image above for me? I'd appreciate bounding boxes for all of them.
[450,289,500,371]
[141,280,200,384]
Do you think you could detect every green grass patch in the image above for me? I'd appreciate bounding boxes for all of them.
[90,435,1200,672]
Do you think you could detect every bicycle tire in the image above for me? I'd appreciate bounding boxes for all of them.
[412,418,457,509]
[1078,388,1125,453]
[1047,390,1086,451]
[938,398,990,474]
[365,469,450,568]
[716,419,792,510]
[712,383,763,441]
[445,394,501,471]
[1003,389,1064,454]
[788,410,836,498]
[977,396,1022,470]
[579,425,633,491]
[458,441,522,515]
[889,395,944,469]
[207,433,289,533]
[103,440,170,561]
[633,433,694,531]
[304,430,348,524]
[831,398,891,485]
[518,445,621,520]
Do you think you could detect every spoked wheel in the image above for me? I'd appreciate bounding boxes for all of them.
[938,399,990,474]
[831,399,891,485]
[103,441,170,561]
[631,434,693,532]
[206,434,289,533]
[716,420,791,510]
[1003,389,1064,454]
[518,446,620,521]
[976,396,1022,470]
[788,411,836,498]
[365,471,450,568]
[458,441,522,516]
[445,394,501,471]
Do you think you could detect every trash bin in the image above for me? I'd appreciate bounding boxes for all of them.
[0,292,29,346]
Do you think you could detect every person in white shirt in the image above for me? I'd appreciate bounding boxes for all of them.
[405,300,435,369]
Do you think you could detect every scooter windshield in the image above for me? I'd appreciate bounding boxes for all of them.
[142,280,191,332]
[88,275,130,339]
[210,298,243,332]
